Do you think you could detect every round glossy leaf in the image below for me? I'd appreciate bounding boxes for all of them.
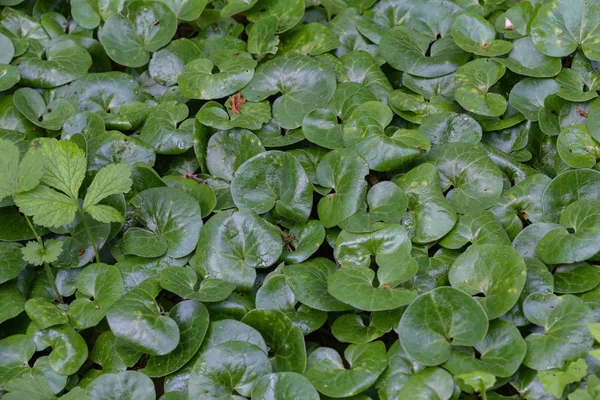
[557,124,600,168]
[141,300,209,377]
[441,210,511,249]
[279,23,340,56]
[331,313,386,344]
[380,26,470,78]
[538,95,592,136]
[531,0,600,60]
[206,129,264,181]
[246,0,304,34]
[449,244,527,319]
[159,266,235,303]
[98,1,177,68]
[283,258,354,312]
[0,334,35,384]
[106,280,180,356]
[281,220,326,264]
[554,263,600,294]
[242,54,336,129]
[70,0,125,29]
[396,368,454,400]
[452,12,512,56]
[398,287,489,366]
[454,59,507,117]
[444,319,526,378]
[417,112,482,145]
[130,187,202,258]
[195,208,282,291]
[538,199,600,264]
[496,37,562,78]
[27,323,88,376]
[426,142,504,214]
[305,342,388,398]
[242,309,306,373]
[541,169,600,223]
[523,293,594,370]
[395,163,457,244]
[140,102,195,155]
[328,267,418,312]
[14,88,76,131]
[316,148,369,228]
[252,372,319,400]
[512,222,565,260]
[17,40,92,88]
[231,151,312,223]
[302,108,344,149]
[86,371,155,400]
[122,227,168,258]
[509,78,561,121]
[196,100,272,131]
[24,298,68,330]
[201,319,268,354]
[0,64,19,91]
[178,53,257,100]
[190,341,271,398]
[156,0,207,21]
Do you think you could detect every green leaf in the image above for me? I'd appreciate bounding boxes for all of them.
[196,101,272,131]
[304,342,387,398]
[156,0,207,21]
[508,78,561,121]
[83,163,132,211]
[14,88,76,131]
[449,244,527,319]
[190,341,271,398]
[205,129,264,181]
[316,148,369,228]
[162,175,216,218]
[0,138,44,200]
[27,323,88,376]
[426,142,504,214]
[396,368,455,400]
[21,240,63,266]
[440,210,511,249]
[106,279,180,355]
[231,151,313,223]
[0,334,36,384]
[98,1,177,67]
[141,300,209,377]
[0,242,28,283]
[454,59,507,117]
[159,266,235,302]
[542,169,600,223]
[67,263,123,329]
[495,37,562,78]
[242,309,306,373]
[130,187,202,258]
[251,372,319,400]
[398,287,489,366]
[279,23,340,55]
[455,371,496,396]
[417,112,482,145]
[531,0,600,60]
[246,0,305,34]
[554,263,600,294]
[14,185,78,228]
[195,208,282,291]
[70,0,124,29]
[247,16,279,57]
[242,54,337,129]
[122,227,168,258]
[281,220,325,264]
[86,371,155,400]
[452,12,512,56]
[558,124,600,168]
[538,358,587,398]
[331,313,386,344]
[24,298,68,330]
[139,102,195,155]
[283,258,354,312]
[444,320,526,377]
[17,40,92,88]
[523,294,594,370]
[380,26,470,78]
[0,281,26,324]
[178,53,257,100]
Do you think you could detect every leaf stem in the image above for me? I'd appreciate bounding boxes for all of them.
[24,215,63,304]
[78,208,101,263]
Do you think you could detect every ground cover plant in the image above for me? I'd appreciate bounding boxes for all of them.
[2,0,600,398]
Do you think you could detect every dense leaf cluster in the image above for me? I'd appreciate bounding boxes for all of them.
[2,0,600,399]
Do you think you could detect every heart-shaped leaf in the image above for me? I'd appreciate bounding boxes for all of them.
[553,262,600,294]
[106,279,180,356]
[130,187,202,258]
[251,372,319,400]
[231,151,313,223]
[509,78,561,121]
[206,129,264,181]
[159,265,235,302]
[242,54,336,129]
[542,169,600,222]
[449,244,527,319]
[246,0,305,34]
[281,220,325,264]
[454,59,507,117]
[24,297,68,330]
[141,300,209,377]
[98,1,177,67]
[195,208,282,291]
[27,323,88,376]
[0,334,35,384]
[14,88,76,131]
[496,37,562,78]
[0,242,27,284]
[523,293,594,370]
[398,287,489,366]
[395,368,455,400]
[140,102,195,155]
[452,12,512,56]
[440,210,511,249]
[86,371,155,400]
[417,112,482,145]
[70,0,124,29]
[304,342,387,398]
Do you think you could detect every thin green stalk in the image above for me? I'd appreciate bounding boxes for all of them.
[24,215,63,304]
[78,208,101,263]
